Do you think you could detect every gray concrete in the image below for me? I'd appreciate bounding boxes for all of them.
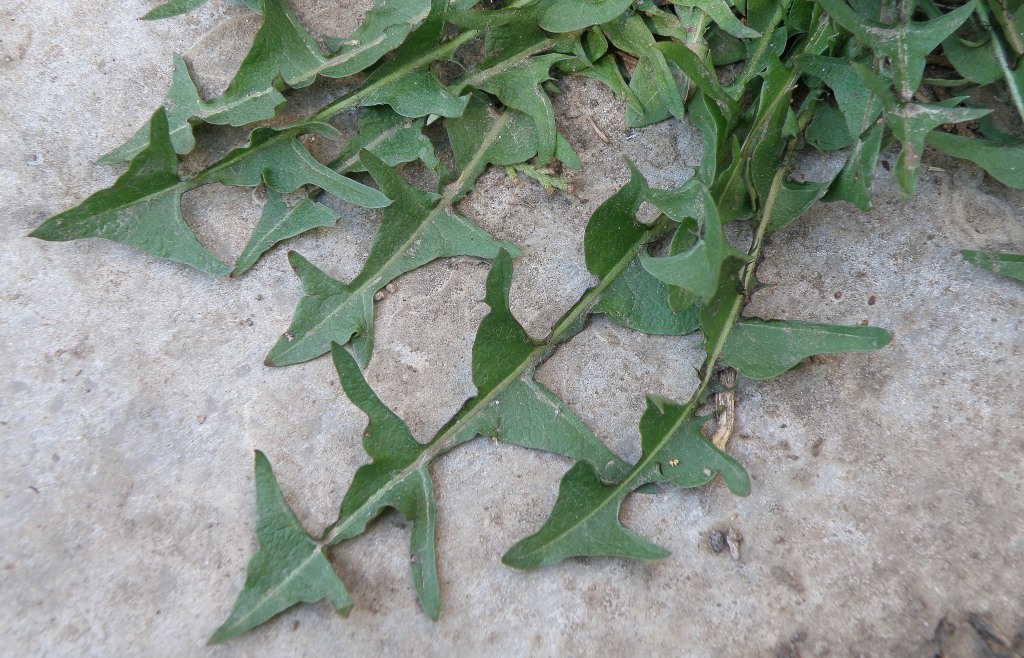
[2,0,1023,655]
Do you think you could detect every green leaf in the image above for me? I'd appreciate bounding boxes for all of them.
[657,41,740,123]
[584,161,649,278]
[116,0,430,161]
[927,132,1024,189]
[319,0,432,78]
[333,107,439,174]
[445,96,540,202]
[209,127,391,209]
[823,122,884,210]
[578,54,647,120]
[503,395,749,569]
[30,109,231,275]
[538,0,633,33]
[762,169,830,234]
[943,33,1002,85]
[358,20,469,119]
[209,451,351,644]
[793,55,885,139]
[143,0,260,21]
[625,56,674,128]
[719,319,893,380]
[884,101,990,198]
[639,398,749,494]
[961,250,1024,282]
[593,259,700,334]
[327,347,440,618]
[231,185,340,276]
[501,461,670,569]
[265,150,517,367]
[805,103,855,151]
[321,244,666,593]
[604,15,687,124]
[447,250,631,479]
[225,0,429,91]
[688,90,728,185]
[474,53,573,163]
[641,182,744,304]
[816,0,977,100]
[670,0,761,39]
[100,50,285,163]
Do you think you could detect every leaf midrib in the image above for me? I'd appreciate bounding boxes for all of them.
[322,221,669,547]
[270,112,515,365]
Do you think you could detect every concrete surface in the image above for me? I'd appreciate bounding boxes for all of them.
[2,0,1023,655]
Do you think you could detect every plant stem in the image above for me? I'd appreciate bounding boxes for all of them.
[322,215,674,546]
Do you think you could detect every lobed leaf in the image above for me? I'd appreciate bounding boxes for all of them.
[538,0,633,33]
[445,96,541,202]
[143,0,260,21]
[641,181,746,305]
[100,54,283,163]
[118,0,431,161]
[265,150,517,367]
[231,184,340,276]
[817,0,977,101]
[504,395,749,569]
[209,451,351,644]
[473,53,573,164]
[592,259,700,334]
[603,14,687,127]
[333,107,439,174]
[30,109,231,275]
[208,126,391,209]
[884,100,990,199]
[327,347,440,618]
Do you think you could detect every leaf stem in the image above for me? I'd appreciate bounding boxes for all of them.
[322,215,674,547]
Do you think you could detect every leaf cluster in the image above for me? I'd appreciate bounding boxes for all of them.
[30,0,1024,642]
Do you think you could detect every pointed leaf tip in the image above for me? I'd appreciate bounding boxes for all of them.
[30,107,231,276]
[210,450,351,644]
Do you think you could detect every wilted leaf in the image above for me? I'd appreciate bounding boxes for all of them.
[718,319,893,380]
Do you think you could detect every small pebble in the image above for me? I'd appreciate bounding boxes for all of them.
[727,528,743,561]
[709,530,726,553]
